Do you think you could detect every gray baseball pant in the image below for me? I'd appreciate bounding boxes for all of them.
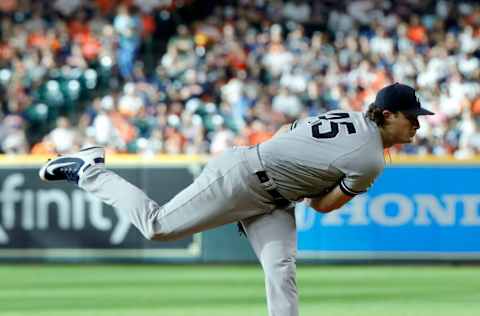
[79,146,298,316]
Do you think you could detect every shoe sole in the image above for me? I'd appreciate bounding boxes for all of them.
[39,146,105,182]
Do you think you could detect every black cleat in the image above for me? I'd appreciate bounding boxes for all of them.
[39,146,105,184]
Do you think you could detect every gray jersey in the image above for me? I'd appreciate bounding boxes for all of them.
[259,110,385,201]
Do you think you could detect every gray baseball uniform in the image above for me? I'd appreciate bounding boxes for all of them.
[78,110,384,316]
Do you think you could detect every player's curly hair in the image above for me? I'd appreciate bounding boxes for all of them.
[366,103,386,127]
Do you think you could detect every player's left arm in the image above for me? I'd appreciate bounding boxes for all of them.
[306,185,354,213]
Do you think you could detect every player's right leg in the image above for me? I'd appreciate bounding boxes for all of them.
[241,208,298,316]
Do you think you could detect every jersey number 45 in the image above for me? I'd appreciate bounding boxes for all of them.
[311,112,357,139]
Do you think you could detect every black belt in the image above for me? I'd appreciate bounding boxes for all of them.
[255,170,291,208]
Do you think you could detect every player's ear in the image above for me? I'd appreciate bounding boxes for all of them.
[382,110,393,118]
[382,110,394,126]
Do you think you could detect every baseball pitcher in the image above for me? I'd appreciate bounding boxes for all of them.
[39,83,434,316]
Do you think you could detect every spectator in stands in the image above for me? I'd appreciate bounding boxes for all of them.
[0,0,479,159]
[114,5,141,80]
[0,114,28,154]
[45,117,77,154]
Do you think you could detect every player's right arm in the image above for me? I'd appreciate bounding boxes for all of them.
[273,117,307,138]
[272,123,292,138]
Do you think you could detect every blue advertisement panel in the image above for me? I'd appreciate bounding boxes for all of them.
[296,165,480,260]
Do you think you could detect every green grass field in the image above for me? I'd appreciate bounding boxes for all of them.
[1,264,479,316]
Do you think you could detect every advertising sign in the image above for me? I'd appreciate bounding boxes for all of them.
[296,165,480,260]
[0,166,200,260]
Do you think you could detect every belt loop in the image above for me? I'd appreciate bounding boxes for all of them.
[251,147,291,208]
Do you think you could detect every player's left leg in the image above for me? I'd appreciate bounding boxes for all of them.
[241,208,298,316]
[39,146,274,241]
[39,146,174,239]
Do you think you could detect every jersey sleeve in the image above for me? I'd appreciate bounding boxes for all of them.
[290,116,311,130]
[331,145,384,196]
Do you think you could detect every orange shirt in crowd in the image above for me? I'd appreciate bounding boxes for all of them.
[79,34,102,60]
[95,0,118,14]
[31,141,55,155]
[226,49,247,70]
[407,25,427,44]
[142,14,156,37]
[110,112,137,144]
[28,32,49,49]
[247,130,273,146]
[95,0,133,13]
[69,20,90,41]
[471,97,480,115]
[371,70,388,91]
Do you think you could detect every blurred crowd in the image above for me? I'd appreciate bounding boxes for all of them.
[1,0,480,157]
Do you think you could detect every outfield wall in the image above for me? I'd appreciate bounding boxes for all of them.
[0,154,478,263]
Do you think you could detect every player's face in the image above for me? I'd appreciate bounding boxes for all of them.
[390,111,420,144]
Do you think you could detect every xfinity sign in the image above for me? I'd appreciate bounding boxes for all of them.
[0,167,196,255]
[0,174,131,244]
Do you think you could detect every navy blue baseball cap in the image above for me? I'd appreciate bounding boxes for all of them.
[374,83,434,115]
